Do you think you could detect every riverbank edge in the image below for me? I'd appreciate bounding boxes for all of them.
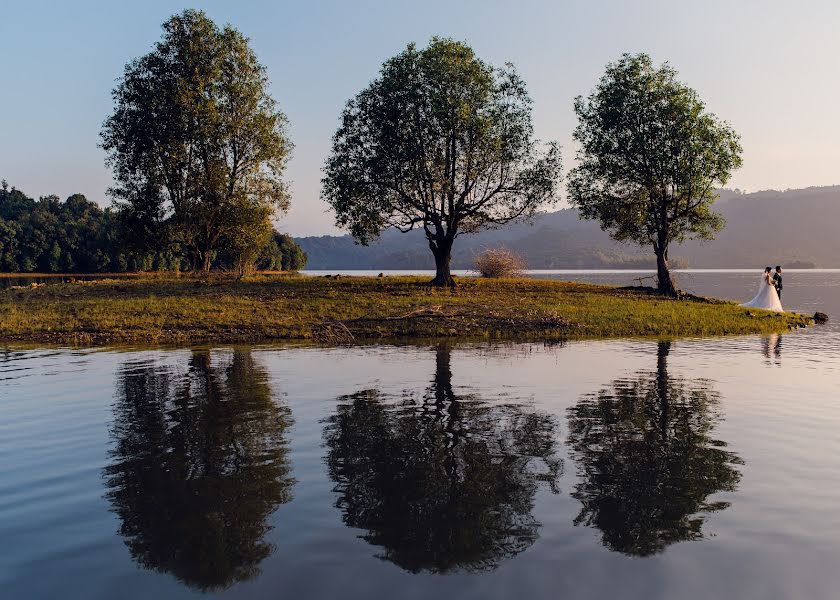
[0,274,813,345]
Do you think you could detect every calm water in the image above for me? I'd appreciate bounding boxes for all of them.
[2,271,839,599]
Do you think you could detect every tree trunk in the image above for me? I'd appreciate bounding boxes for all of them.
[655,246,677,297]
[198,248,212,273]
[188,247,200,272]
[430,238,455,288]
[236,254,256,279]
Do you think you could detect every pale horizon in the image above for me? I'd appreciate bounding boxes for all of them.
[3,0,839,236]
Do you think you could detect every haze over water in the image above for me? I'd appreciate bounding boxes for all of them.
[1,271,838,599]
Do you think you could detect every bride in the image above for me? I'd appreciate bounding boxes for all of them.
[741,267,784,312]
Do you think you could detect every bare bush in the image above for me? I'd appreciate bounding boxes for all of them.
[473,248,527,278]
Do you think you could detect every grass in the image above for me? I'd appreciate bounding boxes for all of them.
[0,273,812,345]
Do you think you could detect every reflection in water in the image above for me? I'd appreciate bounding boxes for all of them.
[103,350,294,591]
[323,345,562,573]
[762,334,782,365]
[566,342,742,556]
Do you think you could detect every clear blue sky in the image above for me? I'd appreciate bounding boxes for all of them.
[2,0,839,235]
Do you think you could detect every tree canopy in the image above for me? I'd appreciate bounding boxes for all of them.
[0,185,167,273]
[323,38,562,286]
[101,9,292,272]
[568,53,742,295]
[258,231,308,272]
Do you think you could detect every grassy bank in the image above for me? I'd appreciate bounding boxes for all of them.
[0,274,811,345]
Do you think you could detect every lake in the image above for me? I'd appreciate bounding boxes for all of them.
[1,270,839,599]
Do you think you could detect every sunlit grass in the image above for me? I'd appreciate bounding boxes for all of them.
[0,274,811,345]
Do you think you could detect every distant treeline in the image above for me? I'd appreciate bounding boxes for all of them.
[0,183,306,273]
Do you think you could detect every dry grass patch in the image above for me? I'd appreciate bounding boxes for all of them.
[473,248,527,278]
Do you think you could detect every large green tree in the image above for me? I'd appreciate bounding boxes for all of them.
[568,53,742,296]
[101,9,292,271]
[323,38,562,286]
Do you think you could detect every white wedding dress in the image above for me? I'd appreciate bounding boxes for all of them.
[741,272,784,312]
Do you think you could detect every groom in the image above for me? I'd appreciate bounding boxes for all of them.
[773,266,783,300]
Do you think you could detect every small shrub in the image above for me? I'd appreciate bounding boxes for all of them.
[474,248,527,278]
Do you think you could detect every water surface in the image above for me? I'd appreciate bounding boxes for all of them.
[1,271,839,599]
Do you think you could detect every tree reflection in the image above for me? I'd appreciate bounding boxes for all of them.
[762,333,782,365]
[566,341,742,556]
[323,344,562,573]
[104,349,294,591]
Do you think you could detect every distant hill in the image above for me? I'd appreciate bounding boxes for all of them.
[296,186,840,270]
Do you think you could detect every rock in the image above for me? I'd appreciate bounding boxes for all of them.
[814,312,829,324]
[377,272,384,278]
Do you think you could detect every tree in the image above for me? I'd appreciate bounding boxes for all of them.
[568,53,742,296]
[323,345,562,572]
[276,233,307,270]
[257,231,307,271]
[323,38,562,286]
[0,218,20,271]
[101,9,292,272]
[566,342,742,555]
[224,203,274,277]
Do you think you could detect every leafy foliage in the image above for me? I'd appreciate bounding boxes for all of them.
[219,204,274,277]
[323,38,561,285]
[0,186,163,272]
[0,184,306,273]
[101,9,292,271]
[257,232,308,271]
[568,53,742,295]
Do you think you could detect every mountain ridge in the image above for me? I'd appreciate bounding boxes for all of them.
[295,186,840,270]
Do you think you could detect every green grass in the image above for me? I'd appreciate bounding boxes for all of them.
[0,273,812,345]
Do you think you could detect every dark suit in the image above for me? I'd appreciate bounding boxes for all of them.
[773,272,783,300]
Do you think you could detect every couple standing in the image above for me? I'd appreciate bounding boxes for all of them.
[742,266,784,312]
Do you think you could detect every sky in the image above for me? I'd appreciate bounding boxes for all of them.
[2,0,839,236]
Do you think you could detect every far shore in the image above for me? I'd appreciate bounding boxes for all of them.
[0,273,812,346]
[3,267,839,281]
